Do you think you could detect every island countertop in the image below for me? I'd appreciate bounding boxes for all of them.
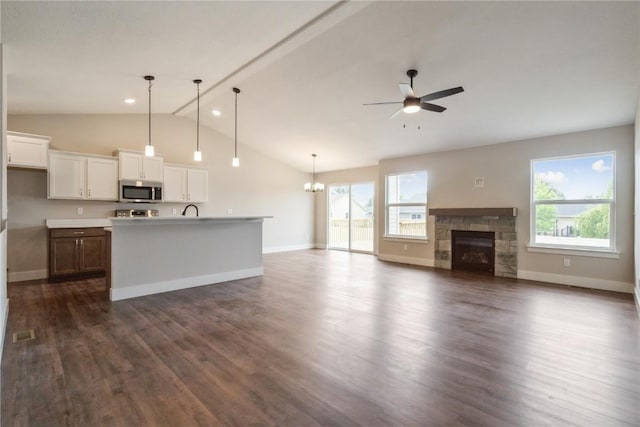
[110,216,272,225]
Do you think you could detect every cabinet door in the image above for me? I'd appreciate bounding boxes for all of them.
[87,157,118,200]
[143,156,164,182]
[49,152,86,199]
[187,168,208,203]
[8,133,50,169]
[119,152,143,180]
[79,236,105,273]
[49,238,79,276]
[163,166,187,202]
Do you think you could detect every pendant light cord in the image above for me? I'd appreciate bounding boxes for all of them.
[233,87,240,158]
[148,78,152,147]
[196,81,200,152]
[143,75,155,149]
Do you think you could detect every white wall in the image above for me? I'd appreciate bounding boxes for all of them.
[7,114,315,280]
[1,23,9,361]
[634,90,640,309]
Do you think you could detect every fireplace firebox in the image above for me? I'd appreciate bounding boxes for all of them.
[451,230,495,274]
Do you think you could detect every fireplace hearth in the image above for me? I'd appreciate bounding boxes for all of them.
[452,230,495,274]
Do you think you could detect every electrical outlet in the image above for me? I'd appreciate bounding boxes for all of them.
[563,258,570,267]
[77,207,83,215]
[227,208,233,215]
[404,244,408,251]
[172,208,178,215]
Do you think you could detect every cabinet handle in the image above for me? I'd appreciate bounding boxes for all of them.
[8,153,11,162]
[80,239,83,247]
[88,188,91,197]
[75,239,79,246]
[80,188,83,197]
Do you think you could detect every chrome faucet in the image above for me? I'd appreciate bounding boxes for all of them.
[181,204,199,217]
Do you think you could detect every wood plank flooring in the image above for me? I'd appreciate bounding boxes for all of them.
[2,249,639,426]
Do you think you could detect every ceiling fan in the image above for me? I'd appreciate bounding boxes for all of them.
[364,69,464,119]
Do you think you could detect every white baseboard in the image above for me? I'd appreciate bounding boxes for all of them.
[110,267,264,301]
[635,286,640,319]
[518,270,634,294]
[8,269,47,283]
[315,243,327,249]
[377,253,435,268]
[263,244,315,254]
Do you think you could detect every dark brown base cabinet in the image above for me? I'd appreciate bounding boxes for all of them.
[48,227,106,282]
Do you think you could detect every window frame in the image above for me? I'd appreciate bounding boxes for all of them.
[384,171,428,240]
[529,151,616,253]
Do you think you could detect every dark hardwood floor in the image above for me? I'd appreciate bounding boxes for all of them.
[2,250,639,426]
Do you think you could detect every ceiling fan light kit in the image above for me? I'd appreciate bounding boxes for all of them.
[364,69,464,118]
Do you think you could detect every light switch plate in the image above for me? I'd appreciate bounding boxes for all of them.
[474,178,485,188]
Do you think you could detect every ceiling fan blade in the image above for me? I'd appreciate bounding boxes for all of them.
[398,83,414,98]
[363,101,403,106]
[420,86,464,102]
[388,106,404,119]
[421,103,446,113]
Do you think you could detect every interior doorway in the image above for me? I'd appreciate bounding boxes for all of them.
[328,182,375,253]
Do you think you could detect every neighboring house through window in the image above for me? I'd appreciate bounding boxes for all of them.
[531,152,615,251]
[385,171,427,238]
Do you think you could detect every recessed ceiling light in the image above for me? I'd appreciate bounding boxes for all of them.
[211,109,221,116]
[124,98,136,104]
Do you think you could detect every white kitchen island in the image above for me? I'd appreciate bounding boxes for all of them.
[109,216,271,301]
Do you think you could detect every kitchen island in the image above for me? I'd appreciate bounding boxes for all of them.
[109,216,271,301]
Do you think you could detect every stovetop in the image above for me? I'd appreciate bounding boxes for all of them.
[115,209,159,218]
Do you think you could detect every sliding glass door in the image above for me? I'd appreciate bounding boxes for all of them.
[328,182,374,253]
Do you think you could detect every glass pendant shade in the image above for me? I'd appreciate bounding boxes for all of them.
[194,150,202,162]
[145,144,155,157]
[232,157,240,167]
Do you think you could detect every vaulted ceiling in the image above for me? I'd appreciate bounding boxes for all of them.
[2,1,639,172]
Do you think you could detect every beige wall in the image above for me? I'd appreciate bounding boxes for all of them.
[379,125,634,290]
[314,166,378,249]
[317,125,634,292]
[7,114,314,280]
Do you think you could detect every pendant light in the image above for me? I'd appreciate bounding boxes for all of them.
[304,154,324,192]
[193,79,203,162]
[232,87,240,167]
[144,75,155,157]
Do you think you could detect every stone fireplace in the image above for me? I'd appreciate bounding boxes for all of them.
[431,208,517,278]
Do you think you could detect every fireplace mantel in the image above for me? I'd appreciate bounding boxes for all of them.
[429,207,517,217]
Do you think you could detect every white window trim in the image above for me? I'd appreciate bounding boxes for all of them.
[530,152,616,252]
[385,171,428,239]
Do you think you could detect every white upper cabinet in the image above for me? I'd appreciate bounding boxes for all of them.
[48,152,86,199]
[7,131,51,169]
[163,164,208,203]
[49,151,119,201]
[163,165,187,203]
[86,157,118,200]
[187,168,208,203]
[117,150,163,182]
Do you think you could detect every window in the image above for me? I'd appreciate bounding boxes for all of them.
[386,171,427,238]
[531,152,615,250]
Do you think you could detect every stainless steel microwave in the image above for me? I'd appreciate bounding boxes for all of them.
[119,180,162,203]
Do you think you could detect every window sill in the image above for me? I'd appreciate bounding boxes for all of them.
[383,236,429,244]
[526,244,620,259]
